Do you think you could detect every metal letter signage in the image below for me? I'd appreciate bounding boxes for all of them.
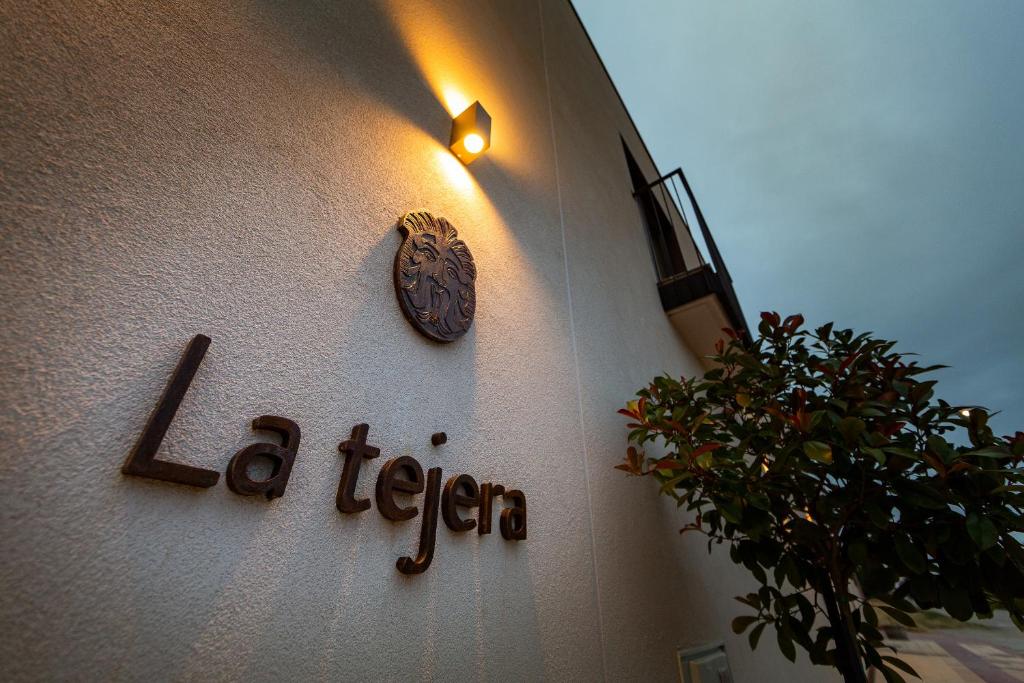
[393,210,477,343]
[121,335,526,576]
[120,334,221,488]
[225,416,301,499]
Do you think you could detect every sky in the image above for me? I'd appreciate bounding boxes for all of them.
[575,0,1024,437]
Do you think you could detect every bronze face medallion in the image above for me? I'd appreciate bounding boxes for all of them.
[393,211,477,343]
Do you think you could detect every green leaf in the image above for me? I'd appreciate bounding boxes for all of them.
[773,562,786,588]
[877,593,916,613]
[865,500,892,528]
[895,536,928,574]
[877,664,907,683]
[829,398,848,411]
[720,500,743,525]
[839,417,866,444]
[659,475,686,495]
[748,621,767,650]
[782,555,803,588]
[848,540,868,564]
[748,493,771,511]
[927,435,956,464]
[776,624,796,662]
[878,605,916,628]
[896,481,948,510]
[863,446,886,465]
[939,583,973,621]
[862,602,878,627]
[967,447,1012,459]
[802,441,833,464]
[966,512,999,551]
[863,641,885,668]
[793,592,815,628]
[732,615,758,634]
[735,593,761,609]
[883,447,920,460]
[882,655,919,678]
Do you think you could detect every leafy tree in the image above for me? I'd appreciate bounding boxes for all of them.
[616,312,1024,682]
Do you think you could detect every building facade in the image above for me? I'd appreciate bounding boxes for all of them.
[1,1,827,680]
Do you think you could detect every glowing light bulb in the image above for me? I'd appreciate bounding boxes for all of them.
[449,101,491,164]
[463,133,484,154]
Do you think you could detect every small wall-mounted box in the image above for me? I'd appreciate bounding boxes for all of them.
[676,642,733,683]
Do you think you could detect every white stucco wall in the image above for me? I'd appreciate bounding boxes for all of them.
[0,1,831,681]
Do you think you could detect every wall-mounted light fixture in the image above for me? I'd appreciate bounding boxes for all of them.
[449,101,491,164]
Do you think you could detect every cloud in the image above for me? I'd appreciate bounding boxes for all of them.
[576,0,1024,435]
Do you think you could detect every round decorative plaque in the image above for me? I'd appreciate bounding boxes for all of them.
[393,211,477,343]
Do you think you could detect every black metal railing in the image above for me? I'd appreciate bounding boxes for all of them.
[633,168,748,336]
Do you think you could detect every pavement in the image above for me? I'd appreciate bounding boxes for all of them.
[882,612,1024,682]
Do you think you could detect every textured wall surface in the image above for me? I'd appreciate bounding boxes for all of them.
[0,1,830,681]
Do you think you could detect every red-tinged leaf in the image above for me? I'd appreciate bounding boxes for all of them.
[879,422,905,437]
[1007,432,1024,456]
[691,443,723,459]
[839,352,861,374]
[715,339,725,354]
[616,446,647,476]
[625,422,643,429]
[782,314,804,333]
[654,458,686,470]
[721,327,738,340]
[666,420,687,433]
[617,408,639,419]
[792,409,811,432]
[760,311,781,327]
[947,461,975,475]
[922,453,946,477]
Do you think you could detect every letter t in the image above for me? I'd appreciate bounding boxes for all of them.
[336,423,380,513]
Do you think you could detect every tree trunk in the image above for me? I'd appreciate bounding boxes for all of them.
[820,571,868,683]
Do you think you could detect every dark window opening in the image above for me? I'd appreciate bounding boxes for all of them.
[620,140,749,338]
[622,141,689,281]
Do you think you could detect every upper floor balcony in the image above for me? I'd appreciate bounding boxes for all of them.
[631,166,750,363]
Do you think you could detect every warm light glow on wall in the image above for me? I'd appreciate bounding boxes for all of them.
[434,148,475,194]
[441,87,471,119]
[384,1,532,178]
[450,101,491,165]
